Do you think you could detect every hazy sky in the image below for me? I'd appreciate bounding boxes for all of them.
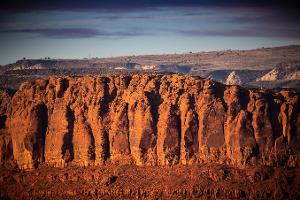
[0,0,300,64]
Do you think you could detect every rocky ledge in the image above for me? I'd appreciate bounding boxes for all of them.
[0,74,299,170]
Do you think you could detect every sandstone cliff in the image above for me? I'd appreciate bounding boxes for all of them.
[0,90,13,165]
[1,75,299,170]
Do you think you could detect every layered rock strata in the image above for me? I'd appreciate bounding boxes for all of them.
[0,75,299,170]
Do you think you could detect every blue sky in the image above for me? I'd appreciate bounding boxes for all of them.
[0,1,300,64]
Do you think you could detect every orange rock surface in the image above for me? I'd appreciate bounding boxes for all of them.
[1,75,299,170]
[0,90,13,165]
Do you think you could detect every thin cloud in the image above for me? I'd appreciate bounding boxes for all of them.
[179,27,300,38]
[4,28,149,39]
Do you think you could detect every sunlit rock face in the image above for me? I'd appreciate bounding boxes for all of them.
[225,71,242,85]
[1,75,299,170]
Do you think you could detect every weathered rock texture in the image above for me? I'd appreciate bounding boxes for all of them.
[1,75,299,169]
[0,90,13,165]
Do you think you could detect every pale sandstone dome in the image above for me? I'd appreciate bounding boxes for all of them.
[286,71,300,80]
[256,63,300,82]
[0,74,299,170]
[225,71,242,85]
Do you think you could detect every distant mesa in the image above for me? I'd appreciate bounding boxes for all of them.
[1,45,300,91]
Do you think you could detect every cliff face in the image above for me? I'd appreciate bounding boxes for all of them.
[0,90,13,165]
[1,75,299,170]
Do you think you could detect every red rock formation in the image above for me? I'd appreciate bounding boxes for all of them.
[2,75,300,170]
[0,90,10,117]
[0,90,13,165]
